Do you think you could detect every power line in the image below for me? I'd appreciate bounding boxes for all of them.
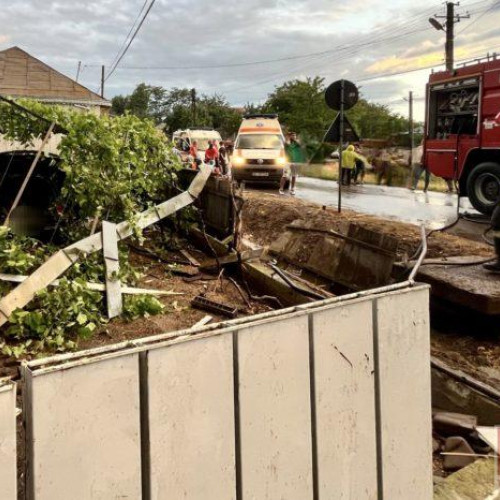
[107,0,149,72]
[96,4,437,74]
[458,0,500,34]
[105,0,158,83]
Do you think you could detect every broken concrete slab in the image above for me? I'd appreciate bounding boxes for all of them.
[431,357,500,426]
[443,436,477,471]
[433,411,477,437]
[242,261,327,307]
[434,459,497,500]
[189,226,231,257]
[269,221,398,290]
[408,256,500,315]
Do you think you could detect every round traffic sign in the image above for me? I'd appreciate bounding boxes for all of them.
[325,80,359,111]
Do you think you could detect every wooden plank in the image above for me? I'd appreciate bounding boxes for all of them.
[199,248,263,272]
[312,299,378,499]
[375,287,433,499]
[0,165,211,327]
[0,250,74,321]
[148,334,235,499]
[102,221,122,319]
[237,315,313,499]
[179,249,200,267]
[0,274,183,296]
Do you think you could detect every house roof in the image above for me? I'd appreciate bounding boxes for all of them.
[0,46,110,106]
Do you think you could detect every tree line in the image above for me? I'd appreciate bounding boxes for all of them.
[111,77,417,143]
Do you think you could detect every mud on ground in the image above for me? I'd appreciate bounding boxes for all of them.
[241,191,500,390]
[241,191,492,260]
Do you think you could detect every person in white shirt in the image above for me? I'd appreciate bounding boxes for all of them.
[410,142,429,192]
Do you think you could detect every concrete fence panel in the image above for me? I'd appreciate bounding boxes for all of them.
[312,299,378,499]
[25,354,142,500]
[147,333,236,500]
[0,381,16,500]
[237,314,314,500]
[375,287,433,500]
[19,284,432,500]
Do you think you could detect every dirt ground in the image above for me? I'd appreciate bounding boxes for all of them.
[431,325,500,388]
[241,191,493,259]
[76,244,272,352]
[0,237,274,379]
[241,191,500,390]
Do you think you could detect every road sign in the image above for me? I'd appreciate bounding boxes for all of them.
[325,80,359,111]
[324,114,360,143]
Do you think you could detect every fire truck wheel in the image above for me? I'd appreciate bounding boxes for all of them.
[467,162,500,215]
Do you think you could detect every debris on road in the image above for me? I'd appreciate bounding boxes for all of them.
[191,295,239,318]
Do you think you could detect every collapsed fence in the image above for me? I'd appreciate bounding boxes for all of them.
[0,283,432,499]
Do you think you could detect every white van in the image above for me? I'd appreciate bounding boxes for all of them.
[172,128,222,160]
[231,114,287,185]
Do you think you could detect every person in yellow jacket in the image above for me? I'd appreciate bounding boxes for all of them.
[341,144,368,186]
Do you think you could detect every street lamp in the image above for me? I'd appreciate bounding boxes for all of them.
[428,17,444,31]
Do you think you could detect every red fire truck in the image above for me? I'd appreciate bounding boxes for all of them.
[424,54,500,214]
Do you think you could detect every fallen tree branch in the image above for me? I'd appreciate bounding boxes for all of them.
[0,165,211,325]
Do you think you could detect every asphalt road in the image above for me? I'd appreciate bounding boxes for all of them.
[246,176,490,242]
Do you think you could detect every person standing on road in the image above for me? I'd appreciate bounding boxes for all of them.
[352,143,366,185]
[410,141,430,192]
[280,132,305,195]
[219,142,228,176]
[373,149,393,186]
[341,145,367,187]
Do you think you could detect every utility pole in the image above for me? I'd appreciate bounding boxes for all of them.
[101,65,105,98]
[338,80,345,213]
[409,90,414,167]
[430,2,469,72]
[191,88,197,126]
[75,61,82,83]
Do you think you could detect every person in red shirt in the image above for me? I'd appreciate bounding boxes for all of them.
[205,142,218,162]
[189,140,200,169]
[205,141,220,174]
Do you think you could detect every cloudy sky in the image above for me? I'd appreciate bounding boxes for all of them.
[1,0,500,120]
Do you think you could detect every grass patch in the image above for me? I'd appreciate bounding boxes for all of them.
[299,163,450,193]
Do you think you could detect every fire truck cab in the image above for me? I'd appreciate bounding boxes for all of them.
[424,55,500,214]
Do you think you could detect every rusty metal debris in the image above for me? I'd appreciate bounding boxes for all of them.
[191,295,238,318]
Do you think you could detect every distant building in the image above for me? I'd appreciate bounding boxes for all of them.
[0,46,110,115]
[0,47,111,155]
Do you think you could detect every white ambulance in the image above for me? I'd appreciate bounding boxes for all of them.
[172,128,222,160]
[231,114,287,186]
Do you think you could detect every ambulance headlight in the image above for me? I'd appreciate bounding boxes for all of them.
[232,156,245,167]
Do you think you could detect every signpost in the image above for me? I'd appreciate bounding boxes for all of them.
[324,79,359,213]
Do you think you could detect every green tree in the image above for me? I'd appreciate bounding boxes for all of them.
[263,76,414,143]
[111,83,167,122]
[263,77,334,139]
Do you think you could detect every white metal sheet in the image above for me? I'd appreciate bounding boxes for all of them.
[238,315,313,500]
[313,299,378,499]
[28,354,141,500]
[102,221,122,318]
[375,287,432,500]
[148,333,235,500]
[0,382,16,500]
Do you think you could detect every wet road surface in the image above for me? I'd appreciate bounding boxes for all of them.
[293,177,478,230]
[245,176,489,242]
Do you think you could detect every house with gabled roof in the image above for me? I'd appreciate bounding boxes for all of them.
[0,46,110,115]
